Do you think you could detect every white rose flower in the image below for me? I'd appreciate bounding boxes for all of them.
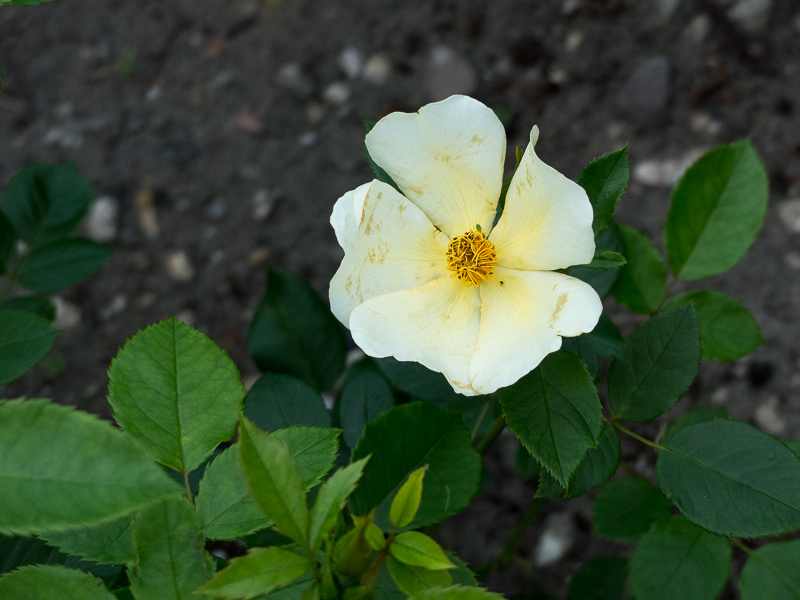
[330,95,602,396]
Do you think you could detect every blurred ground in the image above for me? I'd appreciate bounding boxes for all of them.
[2,0,800,597]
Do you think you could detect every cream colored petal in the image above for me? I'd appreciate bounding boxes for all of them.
[490,126,595,271]
[350,277,482,396]
[365,95,506,238]
[469,267,602,395]
[329,180,450,327]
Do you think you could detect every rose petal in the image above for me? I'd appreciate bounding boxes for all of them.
[469,267,602,395]
[365,95,506,238]
[350,276,482,396]
[329,180,450,326]
[490,126,595,271]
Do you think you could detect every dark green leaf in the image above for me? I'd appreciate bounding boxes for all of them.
[375,357,460,402]
[364,120,401,193]
[580,250,626,269]
[629,516,731,600]
[588,315,623,356]
[198,547,309,599]
[500,352,602,487]
[561,337,599,380]
[610,225,667,314]
[245,373,331,432]
[128,496,213,600]
[664,140,768,280]
[108,318,244,473]
[608,305,700,422]
[39,516,134,565]
[0,535,68,574]
[350,402,481,530]
[577,146,630,235]
[515,447,540,480]
[593,477,671,540]
[662,291,762,361]
[0,309,58,385]
[249,270,346,392]
[0,211,17,274]
[337,367,395,448]
[660,406,729,446]
[536,471,565,499]
[739,539,800,600]
[572,223,624,298]
[0,399,180,535]
[0,295,56,321]
[657,418,800,537]
[568,556,627,600]
[16,238,112,294]
[0,565,116,600]
[2,163,93,247]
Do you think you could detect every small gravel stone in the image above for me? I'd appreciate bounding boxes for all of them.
[84,195,119,242]
[362,53,392,84]
[175,308,196,326]
[232,111,262,134]
[135,188,160,239]
[338,48,363,80]
[564,30,584,52]
[534,513,575,567]
[323,82,350,106]
[276,63,312,95]
[686,14,711,42]
[100,294,127,321]
[166,251,195,283]
[778,199,800,233]
[754,396,786,436]
[298,132,317,147]
[249,247,270,265]
[52,297,82,329]
[43,124,84,149]
[424,46,478,100]
[252,189,276,221]
[784,251,800,270]
[619,57,671,116]
[633,148,707,187]
[206,197,228,221]
[728,0,773,35]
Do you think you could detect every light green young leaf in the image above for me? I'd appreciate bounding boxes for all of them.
[662,291,762,361]
[0,399,180,535]
[610,224,667,314]
[309,458,368,550]
[608,305,700,422]
[365,521,386,551]
[39,516,134,565]
[408,585,504,600]
[500,351,602,487]
[664,140,768,280]
[739,539,800,600]
[272,426,340,489]
[389,532,455,571]
[387,557,452,595]
[0,309,58,385]
[198,547,309,599]
[568,556,627,600]
[657,418,800,538]
[629,516,731,600]
[108,318,244,474]
[593,477,671,540]
[337,366,395,448]
[238,417,309,546]
[0,565,116,600]
[390,466,427,530]
[128,496,212,600]
[244,373,331,432]
[577,145,630,235]
[16,238,112,294]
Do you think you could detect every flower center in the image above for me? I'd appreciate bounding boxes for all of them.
[445,230,498,287]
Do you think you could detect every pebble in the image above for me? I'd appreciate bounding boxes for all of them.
[135,188,160,239]
[424,46,478,100]
[322,82,350,106]
[564,30,584,52]
[84,195,119,242]
[711,386,730,405]
[686,14,711,43]
[52,297,82,329]
[205,197,228,221]
[728,0,773,35]
[338,48,363,80]
[784,251,800,270]
[43,124,84,149]
[657,0,680,19]
[754,396,786,436]
[778,199,800,233]
[166,251,195,283]
[252,189,276,221]
[175,308,196,327]
[633,148,707,187]
[249,247,270,265]
[534,513,575,567]
[362,53,392,84]
[298,132,317,147]
[100,294,127,321]
[232,111,262,134]
[276,63,312,96]
[619,57,671,116]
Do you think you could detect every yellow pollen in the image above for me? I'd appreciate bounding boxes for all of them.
[445,230,498,287]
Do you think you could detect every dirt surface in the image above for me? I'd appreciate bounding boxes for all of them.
[2,0,800,596]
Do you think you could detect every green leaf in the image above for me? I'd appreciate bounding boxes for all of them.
[568,556,627,600]
[0,211,17,274]
[662,291,762,361]
[0,309,58,385]
[249,270,346,392]
[579,250,626,269]
[572,223,624,298]
[272,426,340,489]
[593,477,671,540]
[561,337,599,380]
[660,406,729,446]
[196,446,271,541]
[577,145,630,235]
[16,238,112,294]
[0,399,180,535]
[515,446,540,480]
[408,586,504,600]
[608,305,700,422]
[739,539,800,600]
[389,532,455,570]
[390,467,427,530]
[364,120,402,193]
[0,535,68,573]
[128,496,212,600]
[309,459,368,550]
[375,357,461,402]
[610,224,667,314]
[587,314,623,356]
[337,367,395,448]
[198,547,309,599]
[0,565,116,600]
[108,318,243,474]
[2,163,93,247]
[629,516,731,600]
[238,418,309,546]
[500,351,602,487]
[39,516,134,565]
[664,140,768,280]
[244,373,331,432]
[0,295,56,321]
[387,557,452,595]
[657,418,800,537]
[349,402,481,530]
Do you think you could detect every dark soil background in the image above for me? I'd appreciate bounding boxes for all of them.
[2,0,800,597]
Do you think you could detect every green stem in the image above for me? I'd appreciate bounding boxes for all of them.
[471,398,492,440]
[733,539,754,555]
[475,498,546,575]
[183,470,193,503]
[612,422,666,451]
[476,414,506,456]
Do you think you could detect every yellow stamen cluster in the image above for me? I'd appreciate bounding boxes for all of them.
[446,230,498,287]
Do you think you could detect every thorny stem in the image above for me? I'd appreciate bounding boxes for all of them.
[476,414,506,456]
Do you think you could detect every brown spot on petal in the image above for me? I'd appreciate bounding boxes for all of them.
[470,134,485,145]
[551,292,568,324]
[410,186,424,196]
